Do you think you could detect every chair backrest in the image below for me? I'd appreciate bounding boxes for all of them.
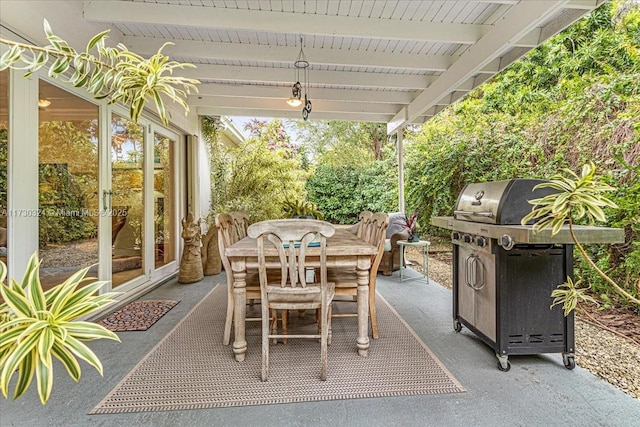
[368,212,390,272]
[248,219,335,289]
[357,211,373,240]
[215,213,237,283]
[230,211,250,240]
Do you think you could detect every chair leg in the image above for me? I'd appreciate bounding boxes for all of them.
[328,304,333,346]
[262,304,270,382]
[223,283,234,345]
[282,309,288,345]
[320,302,329,381]
[270,309,278,345]
[315,308,321,342]
[369,286,379,339]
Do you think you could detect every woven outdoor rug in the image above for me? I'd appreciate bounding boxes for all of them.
[90,285,464,414]
[97,300,179,332]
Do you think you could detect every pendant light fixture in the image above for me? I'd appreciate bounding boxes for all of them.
[286,36,312,120]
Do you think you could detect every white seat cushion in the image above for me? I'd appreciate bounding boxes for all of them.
[384,238,392,252]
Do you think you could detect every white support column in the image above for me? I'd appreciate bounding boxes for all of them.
[7,70,39,278]
[186,134,200,219]
[397,128,405,213]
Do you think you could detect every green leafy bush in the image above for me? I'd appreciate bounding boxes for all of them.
[404,1,640,305]
[306,162,396,224]
[204,117,306,222]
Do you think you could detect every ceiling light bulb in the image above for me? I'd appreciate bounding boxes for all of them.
[38,99,51,108]
[287,98,303,107]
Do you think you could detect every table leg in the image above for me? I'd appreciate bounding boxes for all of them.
[356,267,370,357]
[399,244,405,281]
[232,268,247,362]
[424,245,430,284]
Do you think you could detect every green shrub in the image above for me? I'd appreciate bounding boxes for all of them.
[306,162,396,224]
[404,1,640,305]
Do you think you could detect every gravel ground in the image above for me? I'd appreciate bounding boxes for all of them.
[40,239,99,268]
[404,244,640,400]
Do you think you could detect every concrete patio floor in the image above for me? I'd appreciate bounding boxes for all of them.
[1,269,638,427]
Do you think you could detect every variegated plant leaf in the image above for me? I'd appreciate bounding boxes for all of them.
[0,254,120,404]
[1,19,199,126]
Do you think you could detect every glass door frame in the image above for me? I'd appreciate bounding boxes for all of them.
[5,65,186,299]
[101,105,180,293]
[149,126,180,282]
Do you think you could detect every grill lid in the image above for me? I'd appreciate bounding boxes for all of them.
[454,179,557,225]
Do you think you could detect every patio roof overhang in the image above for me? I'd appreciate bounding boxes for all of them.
[0,0,605,135]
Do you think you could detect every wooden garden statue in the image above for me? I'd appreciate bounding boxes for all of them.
[178,212,204,283]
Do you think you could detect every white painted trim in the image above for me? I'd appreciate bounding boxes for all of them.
[397,129,405,214]
[124,36,454,72]
[6,70,39,279]
[84,2,489,45]
[98,98,112,287]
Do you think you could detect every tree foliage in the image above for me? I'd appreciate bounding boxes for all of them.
[204,117,306,222]
[294,120,397,223]
[293,120,390,166]
[405,1,640,305]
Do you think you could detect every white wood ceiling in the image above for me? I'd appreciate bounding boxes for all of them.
[3,1,605,133]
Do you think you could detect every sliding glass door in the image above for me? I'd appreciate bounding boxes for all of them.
[110,114,146,288]
[4,75,181,295]
[153,131,176,269]
[109,112,179,290]
[38,80,100,291]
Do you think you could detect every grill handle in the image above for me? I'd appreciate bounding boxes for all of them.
[454,210,493,218]
[465,255,485,291]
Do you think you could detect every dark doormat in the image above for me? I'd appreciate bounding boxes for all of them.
[97,300,180,331]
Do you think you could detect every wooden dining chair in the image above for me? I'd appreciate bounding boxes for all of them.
[248,219,336,381]
[328,212,389,339]
[356,210,373,240]
[216,212,262,346]
[230,211,250,240]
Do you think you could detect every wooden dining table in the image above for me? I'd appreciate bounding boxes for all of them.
[225,228,378,362]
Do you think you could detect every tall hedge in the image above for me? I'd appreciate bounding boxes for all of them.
[405,1,640,304]
[306,161,397,224]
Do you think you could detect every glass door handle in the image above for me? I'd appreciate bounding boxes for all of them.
[102,190,113,210]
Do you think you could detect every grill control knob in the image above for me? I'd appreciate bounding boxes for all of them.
[452,232,461,241]
[463,234,472,244]
[475,236,487,247]
[500,234,515,250]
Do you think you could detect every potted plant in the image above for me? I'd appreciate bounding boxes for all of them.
[395,210,420,242]
[0,254,121,404]
[283,198,324,220]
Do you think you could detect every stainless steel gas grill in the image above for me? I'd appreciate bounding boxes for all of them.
[431,179,624,371]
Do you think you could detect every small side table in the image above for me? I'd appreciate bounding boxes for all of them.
[398,240,431,283]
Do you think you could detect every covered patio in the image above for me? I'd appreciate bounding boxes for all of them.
[1,269,638,426]
[2,1,638,424]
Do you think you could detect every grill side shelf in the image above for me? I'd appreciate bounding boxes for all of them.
[431,217,624,245]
